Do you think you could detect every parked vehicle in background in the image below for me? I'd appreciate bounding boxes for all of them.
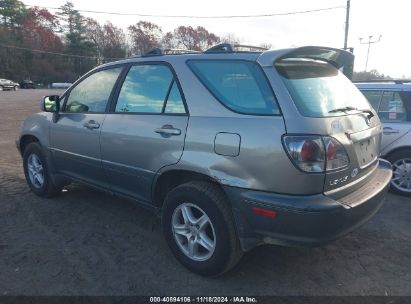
[0,78,19,91]
[356,80,411,196]
[17,44,392,276]
[19,80,35,89]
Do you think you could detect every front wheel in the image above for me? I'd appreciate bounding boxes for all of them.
[387,149,411,197]
[162,181,242,276]
[23,142,62,197]
[14,86,18,91]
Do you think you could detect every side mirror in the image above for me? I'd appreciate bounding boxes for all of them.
[42,95,60,113]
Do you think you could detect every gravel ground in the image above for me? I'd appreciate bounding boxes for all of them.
[0,89,410,296]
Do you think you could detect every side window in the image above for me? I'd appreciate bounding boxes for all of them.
[115,64,185,114]
[65,67,122,113]
[378,91,408,122]
[165,81,185,114]
[361,90,382,111]
[187,60,279,115]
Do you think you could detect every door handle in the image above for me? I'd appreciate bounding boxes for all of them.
[155,125,181,136]
[383,127,400,135]
[83,120,100,129]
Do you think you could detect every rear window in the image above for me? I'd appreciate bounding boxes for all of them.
[187,60,279,115]
[276,60,371,117]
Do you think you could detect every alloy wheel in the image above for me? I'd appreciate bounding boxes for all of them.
[27,153,45,189]
[171,203,216,261]
[391,158,411,193]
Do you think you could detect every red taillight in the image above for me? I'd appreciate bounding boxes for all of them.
[283,135,349,172]
[301,140,320,161]
[326,139,336,160]
[324,137,349,170]
[252,207,277,218]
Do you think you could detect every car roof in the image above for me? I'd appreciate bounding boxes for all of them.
[96,44,354,78]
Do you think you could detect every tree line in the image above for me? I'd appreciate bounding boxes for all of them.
[0,0,237,84]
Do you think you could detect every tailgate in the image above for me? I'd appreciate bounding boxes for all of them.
[265,46,382,195]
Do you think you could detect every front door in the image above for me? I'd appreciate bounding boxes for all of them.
[50,66,123,188]
[100,63,188,203]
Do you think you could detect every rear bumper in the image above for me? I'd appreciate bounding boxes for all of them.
[224,159,392,251]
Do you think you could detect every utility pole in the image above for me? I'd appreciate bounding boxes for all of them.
[344,0,351,50]
[359,35,382,71]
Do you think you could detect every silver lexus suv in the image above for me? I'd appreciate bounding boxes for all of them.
[17,44,392,276]
[356,80,411,196]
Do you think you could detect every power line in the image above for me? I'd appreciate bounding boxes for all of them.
[25,5,345,19]
[0,43,123,60]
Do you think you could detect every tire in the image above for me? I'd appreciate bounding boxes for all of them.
[14,86,18,91]
[23,142,62,197]
[386,149,411,197]
[162,181,243,276]
[0,86,3,91]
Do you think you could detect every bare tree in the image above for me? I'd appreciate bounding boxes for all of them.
[128,21,162,55]
[171,25,219,51]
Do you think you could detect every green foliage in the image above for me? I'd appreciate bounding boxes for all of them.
[0,0,26,27]
[0,0,221,84]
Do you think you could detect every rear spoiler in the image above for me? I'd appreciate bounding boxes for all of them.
[257,46,355,80]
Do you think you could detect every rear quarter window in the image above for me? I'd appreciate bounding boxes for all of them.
[187,60,279,115]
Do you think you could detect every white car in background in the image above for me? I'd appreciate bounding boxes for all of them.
[0,78,19,91]
[356,80,411,196]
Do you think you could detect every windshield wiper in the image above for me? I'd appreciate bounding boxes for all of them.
[329,106,374,119]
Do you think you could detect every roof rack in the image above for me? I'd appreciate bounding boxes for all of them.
[204,43,268,53]
[204,43,234,53]
[139,47,200,57]
[353,79,411,84]
[135,43,269,58]
[142,48,163,57]
[164,48,200,54]
[234,44,269,51]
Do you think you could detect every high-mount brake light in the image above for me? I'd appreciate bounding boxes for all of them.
[283,135,349,173]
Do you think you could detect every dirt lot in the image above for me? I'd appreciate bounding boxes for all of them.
[0,89,410,296]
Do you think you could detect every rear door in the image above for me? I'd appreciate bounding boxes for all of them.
[100,63,188,203]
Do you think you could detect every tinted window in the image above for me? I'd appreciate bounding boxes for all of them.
[165,81,185,114]
[65,68,122,113]
[277,60,371,117]
[361,90,383,110]
[115,65,174,113]
[378,91,410,122]
[188,60,279,115]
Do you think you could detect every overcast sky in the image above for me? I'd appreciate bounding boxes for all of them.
[24,0,410,78]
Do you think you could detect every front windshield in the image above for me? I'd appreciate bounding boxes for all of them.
[276,59,371,117]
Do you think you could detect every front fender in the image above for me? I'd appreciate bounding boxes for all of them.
[19,112,53,149]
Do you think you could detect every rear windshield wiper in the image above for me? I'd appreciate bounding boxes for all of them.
[329,106,374,119]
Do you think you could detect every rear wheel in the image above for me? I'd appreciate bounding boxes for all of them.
[386,149,411,197]
[14,86,18,91]
[162,181,242,276]
[23,142,62,197]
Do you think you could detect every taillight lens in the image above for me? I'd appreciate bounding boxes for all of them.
[283,135,349,173]
[283,136,325,172]
[323,136,349,170]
